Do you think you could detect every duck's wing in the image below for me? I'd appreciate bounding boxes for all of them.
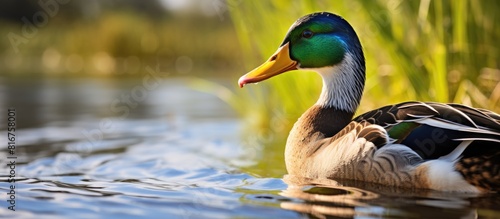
[354,101,500,157]
[355,101,500,130]
[354,101,500,191]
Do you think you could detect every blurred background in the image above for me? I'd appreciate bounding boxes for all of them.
[1,1,500,218]
[0,0,242,77]
[0,0,243,145]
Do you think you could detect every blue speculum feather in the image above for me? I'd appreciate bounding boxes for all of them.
[398,124,499,159]
[397,124,463,159]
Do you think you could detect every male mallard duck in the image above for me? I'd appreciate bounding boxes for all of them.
[238,12,500,192]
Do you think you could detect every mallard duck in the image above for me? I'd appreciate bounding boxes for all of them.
[238,12,500,192]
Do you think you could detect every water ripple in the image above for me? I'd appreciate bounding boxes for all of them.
[0,78,499,218]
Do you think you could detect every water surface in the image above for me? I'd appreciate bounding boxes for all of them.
[0,77,499,218]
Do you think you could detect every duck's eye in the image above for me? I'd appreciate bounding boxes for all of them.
[302,30,314,38]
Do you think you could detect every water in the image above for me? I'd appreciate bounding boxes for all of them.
[0,77,499,218]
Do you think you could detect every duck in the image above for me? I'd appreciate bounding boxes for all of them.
[238,12,500,193]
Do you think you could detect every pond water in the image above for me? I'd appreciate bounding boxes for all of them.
[0,77,499,219]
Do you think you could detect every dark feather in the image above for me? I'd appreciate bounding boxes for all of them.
[456,151,500,191]
[353,101,500,160]
[447,103,500,130]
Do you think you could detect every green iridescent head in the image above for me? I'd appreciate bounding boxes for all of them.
[239,12,365,87]
[283,12,362,68]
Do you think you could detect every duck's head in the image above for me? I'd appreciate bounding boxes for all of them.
[238,12,365,111]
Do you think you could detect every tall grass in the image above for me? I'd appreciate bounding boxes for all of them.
[226,0,500,176]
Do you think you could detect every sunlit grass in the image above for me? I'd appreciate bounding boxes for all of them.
[225,0,499,176]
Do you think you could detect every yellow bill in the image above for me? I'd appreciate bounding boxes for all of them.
[238,42,298,88]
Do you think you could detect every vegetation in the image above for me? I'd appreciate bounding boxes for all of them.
[226,0,500,176]
[0,5,242,77]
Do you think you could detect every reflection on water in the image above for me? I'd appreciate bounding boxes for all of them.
[280,175,494,218]
[0,77,499,218]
